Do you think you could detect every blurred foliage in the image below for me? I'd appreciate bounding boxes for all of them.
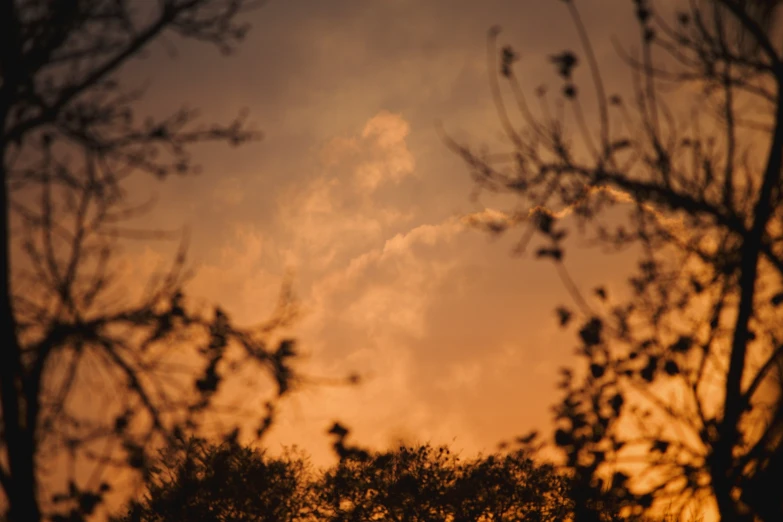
[113,437,314,522]
[114,436,582,522]
[0,1,304,521]
[451,0,783,520]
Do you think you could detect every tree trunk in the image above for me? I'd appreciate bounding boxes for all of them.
[0,112,41,522]
[712,67,783,522]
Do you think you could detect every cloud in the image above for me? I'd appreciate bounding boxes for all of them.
[462,184,685,239]
[319,111,416,193]
[274,111,422,273]
[173,109,595,466]
[307,218,465,341]
[462,207,523,234]
[188,225,282,324]
[168,111,475,461]
[355,111,416,191]
[258,213,477,464]
[256,109,488,458]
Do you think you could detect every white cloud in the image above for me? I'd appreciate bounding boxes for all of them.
[172,110,586,465]
[354,111,416,191]
[276,111,418,271]
[305,218,464,338]
[188,225,282,324]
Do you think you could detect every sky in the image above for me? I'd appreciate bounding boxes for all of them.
[120,0,660,465]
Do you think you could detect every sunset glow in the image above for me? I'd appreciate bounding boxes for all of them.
[4,1,782,521]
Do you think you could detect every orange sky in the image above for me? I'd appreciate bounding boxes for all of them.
[116,0,679,466]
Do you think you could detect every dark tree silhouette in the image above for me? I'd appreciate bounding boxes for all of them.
[0,2,302,521]
[316,440,575,522]
[450,0,783,520]
[115,437,579,522]
[111,437,314,522]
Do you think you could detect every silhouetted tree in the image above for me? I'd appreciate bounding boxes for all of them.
[0,2,302,521]
[112,437,315,522]
[451,0,783,520]
[117,437,579,522]
[315,442,574,521]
